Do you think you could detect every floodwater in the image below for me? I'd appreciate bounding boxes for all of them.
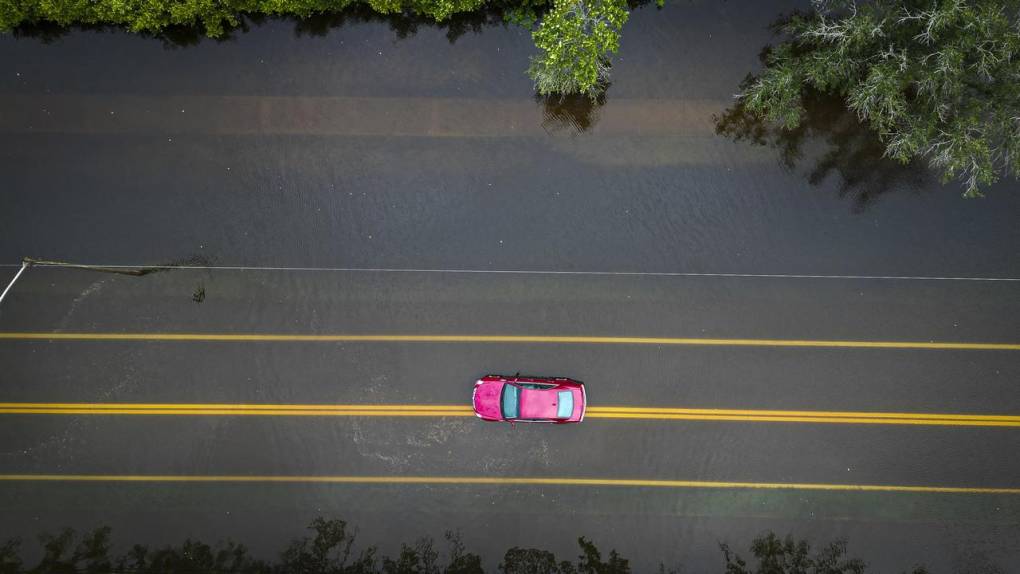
[1,0,1020,571]
[1,0,1017,276]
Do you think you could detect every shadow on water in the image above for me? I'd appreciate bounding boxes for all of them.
[13,9,613,136]
[537,91,606,135]
[714,52,933,212]
[12,20,213,47]
[0,517,925,574]
[290,4,514,43]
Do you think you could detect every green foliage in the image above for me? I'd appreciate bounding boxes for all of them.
[720,532,867,574]
[739,0,1020,197]
[0,524,937,574]
[715,84,931,210]
[125,539,265,573]
[0,0,631,99]
[499,547,577,574]
[382,538,440,574]
[501,0,549,29]
[15,526,261,574]
[443,531,485,574]
[497,537,631,574]
[527,0,628,99]
[0,0,489,38]
[278,517,376,574]
[0,540,21,574]
[71,527,113,574]
[33,528,78,574]
[574,537,628,574]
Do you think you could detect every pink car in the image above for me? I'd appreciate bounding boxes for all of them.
[472,374,587,424]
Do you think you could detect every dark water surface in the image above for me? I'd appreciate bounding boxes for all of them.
[1,0,1020,571]
[1,0,1017,276]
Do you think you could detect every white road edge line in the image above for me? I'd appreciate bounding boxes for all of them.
[0,262,29,308]
[0,262,1017,282]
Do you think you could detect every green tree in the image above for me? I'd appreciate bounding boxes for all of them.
[71,527,113,574]
[21,527,117,574]
[278,517,376,574]
[499,547,577,574]
[0,0,490,39]
[527,0,629,99]
[720,532,872,574]
[0,540,22,574]
[136,539,266,573]
[30,528,76,574]
[443,531,484,574]
[382,537,440,574]
[575,537,628,574]
[736,0,1020,197]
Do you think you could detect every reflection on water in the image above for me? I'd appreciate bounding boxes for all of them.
[537,92,605,134]
[10,4,515,48]
[291,6,512,44]
[12,20,220,48]
[714,83,932,212]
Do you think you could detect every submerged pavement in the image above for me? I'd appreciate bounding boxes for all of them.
[1,267,1018,570]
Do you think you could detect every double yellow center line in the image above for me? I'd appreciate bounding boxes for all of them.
[3,403,1018,427]
[0,403,472,417]
[1,332,1018,350]
[587,406,1020,427]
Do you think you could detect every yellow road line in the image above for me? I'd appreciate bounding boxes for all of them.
[587,406,1020,420]
[0,402,474,417]
[0,474,1017,494]
[0,409,475,417]
[585,413,1020,426]
[1,403,1018,427]
[1,332,1018,350]
[0,403,471,411]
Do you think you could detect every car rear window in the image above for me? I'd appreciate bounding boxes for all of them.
[501,384,520,419]
[556,391,573,418]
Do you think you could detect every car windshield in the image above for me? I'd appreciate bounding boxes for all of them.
[501,384,520,419]
[556,391,574,418]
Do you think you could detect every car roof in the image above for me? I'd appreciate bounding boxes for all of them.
[518,388,562,419]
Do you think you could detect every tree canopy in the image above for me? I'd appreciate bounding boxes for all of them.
[527,0,629,99]
[720,532,929,574]
[738,0,1020,197]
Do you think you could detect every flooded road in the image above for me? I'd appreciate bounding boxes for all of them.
[2,266,1020,570]
[2,2,1018,276]
[1,0,1020,570]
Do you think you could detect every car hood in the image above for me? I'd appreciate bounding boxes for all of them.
[473,380,504,420]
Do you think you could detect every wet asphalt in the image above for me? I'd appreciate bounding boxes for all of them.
[1,267,1019,570]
